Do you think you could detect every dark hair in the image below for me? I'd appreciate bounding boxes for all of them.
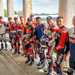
[27,18,32,22]
[36,17,41,20]
[57,16,63,20]
[14,17,18,20]
[0,16,2,19]
[46,16,52,20]
[8,17,12,20]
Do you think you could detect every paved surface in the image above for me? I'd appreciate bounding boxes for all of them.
[0,50,45,75]
[0,50,75,75]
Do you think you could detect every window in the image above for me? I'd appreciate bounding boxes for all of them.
[32,0,59,15]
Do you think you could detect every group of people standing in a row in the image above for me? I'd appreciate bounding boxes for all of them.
[0,15,75,75]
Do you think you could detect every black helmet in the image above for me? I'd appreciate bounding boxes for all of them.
[27,18,32,22]
[56,16,63,20]
[0,16,2,19]
[46,16,52,20]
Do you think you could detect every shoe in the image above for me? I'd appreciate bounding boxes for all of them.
[37,63,44,69]
[37,62,41,66]
[50,71,57,75]
[25,59,30,64]
[67,68,73,75]
[28,59,34,65]
[38,69,44,73]
[18,52,20,54]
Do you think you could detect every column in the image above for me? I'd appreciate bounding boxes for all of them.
[0,0,3,16]
[65,0,75,27]
[7,0,14,17]
[23,0,32,18]
[59,0,75,27]
[59,0,67,24]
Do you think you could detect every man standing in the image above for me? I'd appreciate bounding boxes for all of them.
[0,16,6,50]
[0,16,6,35]
[54,16,69,75]
[69,16,75,70]
[45,16,57,75]
[34,17,45,68]
[34,17,44,40]
[13,17,21,54]
[24,18,34,65]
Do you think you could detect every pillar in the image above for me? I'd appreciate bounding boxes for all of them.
[23,0,32,18]
[7,0,14,17]
[0,0,3,16]
[59,0,75,28]
[59,0,67,24]
[65,0,75,27]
